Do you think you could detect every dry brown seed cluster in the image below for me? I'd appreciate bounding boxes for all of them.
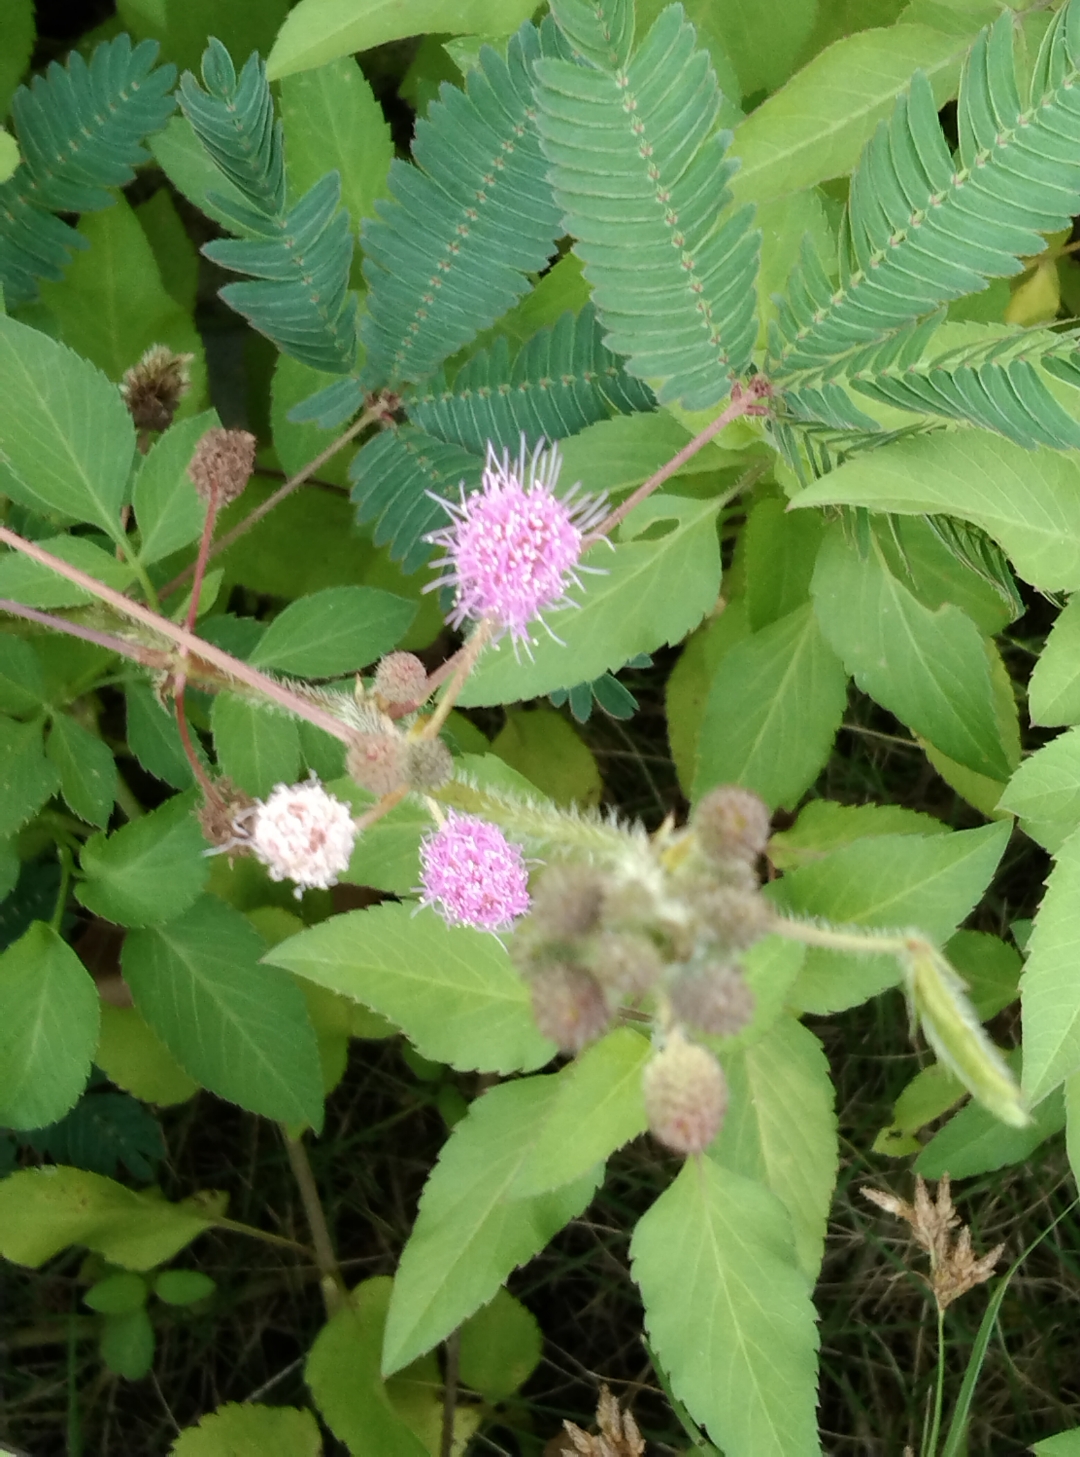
[554,1384,645,1457]
[195,777,255,852]
[121,344,193,433]
[347,732,406,796]
[401,736,453,791]
[373,651,429,709]
[643,1030,728,1155]
[187,427,257,505]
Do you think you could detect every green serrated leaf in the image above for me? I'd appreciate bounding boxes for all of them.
[811,522,1011,778]
[0,634,46,717]
[46,713,117,827]
[769,799,950,871]
[133,411,214,566]
[1020,828,1080,1105]
[123,895,324,1128]
[777,821,1011,1014]
[95,1002,199,1107]
[462,496,723,707]
[0,1165,216,1270]
[0,921,98,1129]
[170,1403,323,1457]
[0,715,59,837]
[631,1159,821,1457]
[0,0,34,119]
[249,586,416,678]
[665,601,750,798]
[136,188,199,313]
[0,534,137,608]
[711,1016,836,1280]
[1000,726,1080,853]
[77,790,208,928]
[458,1287,542,1401]
[915,1077,1062,1179]
[382,1075,600,1375]
[265,901,554,1075]
[210,693,302,800]
[1029,595,1080,727]
[491,706,601,808]
[693,601,847,810]
[125,681,197,790]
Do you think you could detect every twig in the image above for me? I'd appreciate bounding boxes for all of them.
[0,598,170,667]
[440,1328,460,1457]
[283,1131,347,1315]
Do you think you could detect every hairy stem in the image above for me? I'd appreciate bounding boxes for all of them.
[769,914,914,959]
[589,378,772,540]
[173,482,225,805]
[421,617,494,742]
[161,401,387,599]
[0,598,171,667]
[283,1132,346,1315]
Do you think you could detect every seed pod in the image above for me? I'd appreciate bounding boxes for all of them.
[693,786,771,865]
[588,929,664,997]
[691,885,772,951]
[347,732,406,795]
[669,961,756,1038]
[402,737,454,790]
[643,1031,728,1155]
[530,962,611,1053]
[529,863,606,942]
[187,427,257,505]
[373,651,429,708]
[121,344,193,433]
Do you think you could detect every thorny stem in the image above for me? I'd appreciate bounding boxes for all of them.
[0,525,358,745]
[283,1131,346,1315]
[0,598,170,667]
[769,914,917,959]
[440,1328,460,1457]
[588,378,772,540]
[160,401,389,599]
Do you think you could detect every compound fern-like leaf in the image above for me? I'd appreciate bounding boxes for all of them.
[180,40,357,374]
[534,4,760,412]
[772,5,1080,392]
[548,0,635,71]
[404,305,655,455]
[359,23,565,391]
[0,37,176,307]
[349,429,482,573]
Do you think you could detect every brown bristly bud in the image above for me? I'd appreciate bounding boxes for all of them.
[643,1030,728,1155]
[556,1384,645,1456]
[195,777,255,851]
[347,732,406,796]
[693,785,772,865]
[187,427,257,505]
[530,962,611,1053]
[373,651,429,709]
[588,929,664,997]
[691,885,772,950]
[669,960,756,1038]
[529,863,606,942]
[401,736,453,790]
[121,344,193,433]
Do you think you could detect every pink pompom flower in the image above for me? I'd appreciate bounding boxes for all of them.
[425,437,607,651]
[247,779,357,896]
[419,812,531,931]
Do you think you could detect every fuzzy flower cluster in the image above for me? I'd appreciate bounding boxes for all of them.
[425,437,607,650]
[248,779,357,896]
[419,812,530,931]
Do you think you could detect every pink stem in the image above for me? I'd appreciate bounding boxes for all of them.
[0,599,170,666]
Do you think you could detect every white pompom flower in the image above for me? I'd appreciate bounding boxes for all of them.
[247,778,357,896]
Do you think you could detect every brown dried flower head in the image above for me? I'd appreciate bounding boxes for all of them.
[556,1384,645,1457]
[401,736,454,791]
[693,785,771,866]
[863,1174,1005,1312]
[643,1029,728,1155]
[529,863,607,942]
[588,929,664,997]
[347,732,406,796]
[669,959,756,1038]
[121,344,193,433]
[691,883,772,950]
[373,651,429,709]
[196,778,256,851]
[530,961,611,1053]
[187,427,257,505]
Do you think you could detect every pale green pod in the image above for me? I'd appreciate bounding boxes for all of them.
[901,938,1030,1129]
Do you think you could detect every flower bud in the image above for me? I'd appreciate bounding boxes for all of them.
[347,732,406,796]
[669,961,756,1038]
[530,962,611,1053]
[373,651,429,708]
[693,786,771,865]
[187,427,257,505]
[643,1031,727,1155]
[588,929,664,997]
[691,885,772,951]
[401,737,453,790]
[528,863,606,942]
[121,344,192,433]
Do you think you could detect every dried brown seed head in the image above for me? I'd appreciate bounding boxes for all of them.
[530,962,611,1053]
[588,929,664,997]
[195,777,255,851]
[669,959,756,1037]
[691,884,772,950]
[373,651,429,708]
[693,785,771,865]
[187,427,257,505]
[121,344,193,433]
[643,1030,727,1155]
[401,736,453,791]
[346,732,406,796]
[556,1384,645,1456]
[529,863,607,942]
